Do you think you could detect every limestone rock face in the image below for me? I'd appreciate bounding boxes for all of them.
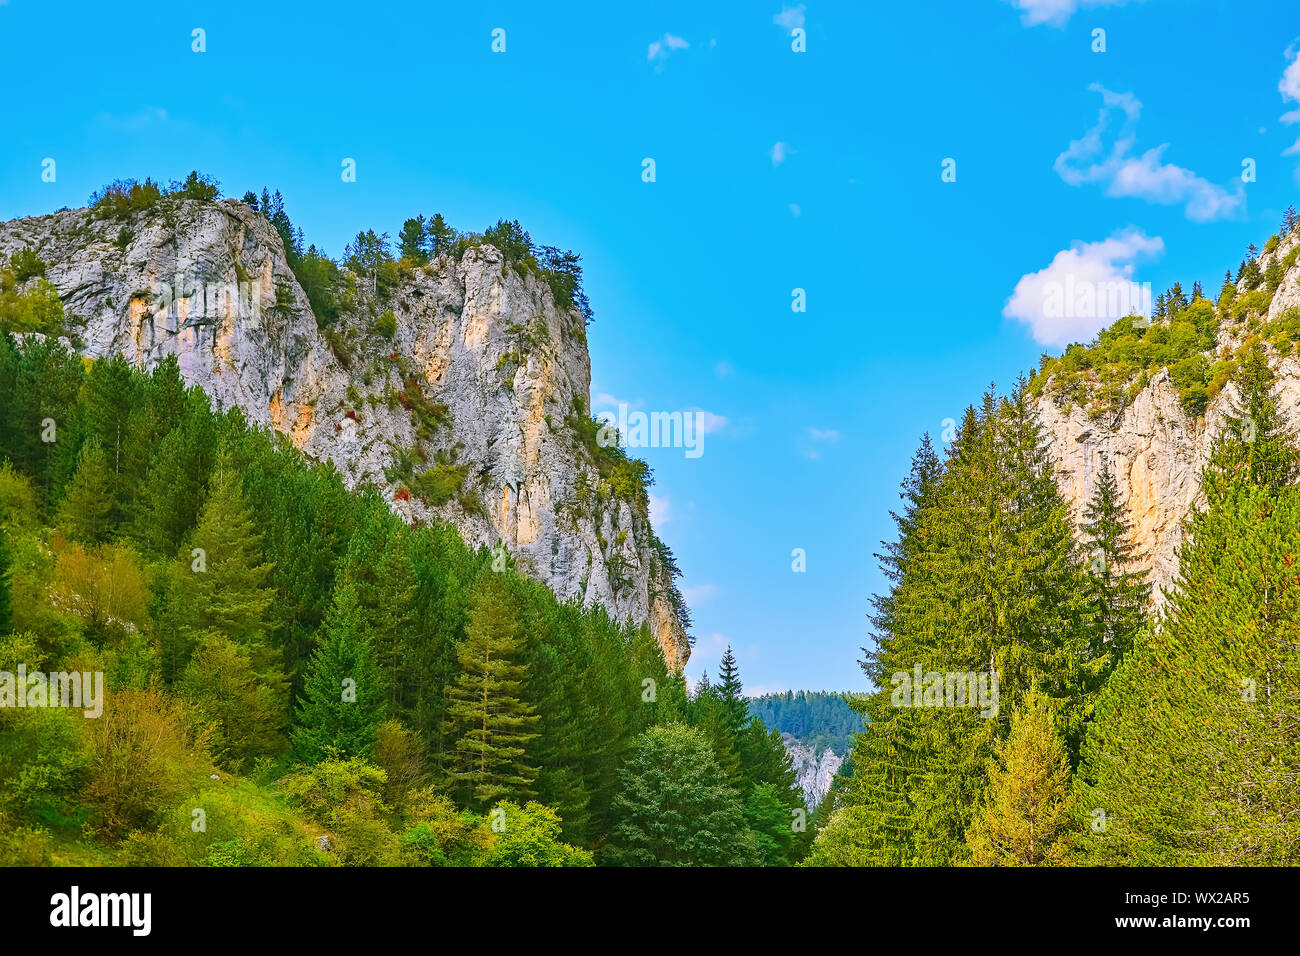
[1037,231,1300,607]
[0,197,690,670]
[780,733,843,809]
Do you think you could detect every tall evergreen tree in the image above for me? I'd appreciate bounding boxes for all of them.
[441,574,539,809]
[845,433,942,864]
[55,441,115,543]
[291,582,386,763]
[1080,462,1150,670]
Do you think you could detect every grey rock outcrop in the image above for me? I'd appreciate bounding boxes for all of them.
[0,197,690,669]
[781,733,843,808]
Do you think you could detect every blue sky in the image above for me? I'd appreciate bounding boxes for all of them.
[3,0,1300,694]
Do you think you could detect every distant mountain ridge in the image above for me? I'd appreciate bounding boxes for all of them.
[749,691,863,807]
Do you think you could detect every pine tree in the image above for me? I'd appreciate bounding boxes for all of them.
[850,382,1099,865]
[291,582,386,763]
[398,215,429,264]
[441,574,539,809]
[55,441,115,543]
[966,694,1074,866]
[426,214,454,257]
[1080,462,1150,670]
[1203,342,1298,499]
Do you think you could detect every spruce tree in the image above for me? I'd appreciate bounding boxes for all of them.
[846,433,942,864]
[1080,462,1149,670]
[179,461,277,655]
[716,644,749,737]
[292,582,386,763]
[55,441,115,543]
[441,574,539,809]
[332,505,418,713]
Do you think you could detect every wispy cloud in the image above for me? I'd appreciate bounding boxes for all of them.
[774,4,806,30]
[799,427,841,460]
[1005,0,1146,28]
[1280,41,1300,157]
[771,141,793,166]
[648,32,689,69]
[649,494,673,527]
[1004,229,1164,347]
[1055,84,1244,222]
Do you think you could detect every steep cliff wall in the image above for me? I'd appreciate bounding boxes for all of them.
[1037,230,1300,605]
[0,197,690,669]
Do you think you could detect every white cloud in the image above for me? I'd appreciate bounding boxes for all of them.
[788,202,802,217]
[648,32,689,67]
[1055,84,1244,222]
[774,4,806,30]
[649,494,672,527]
[1005,0,1144,28]
[1003,229,1164,347]
[771,141,793,166]
[809,428,840,442]
[1280,42,1300,156]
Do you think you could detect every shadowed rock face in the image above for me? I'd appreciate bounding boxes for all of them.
[1037,232,1300,609]
[0,197,689,671]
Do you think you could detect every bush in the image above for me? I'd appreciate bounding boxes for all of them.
[82,688,212,839]
[89,178,165,220]
[9,248,45,282]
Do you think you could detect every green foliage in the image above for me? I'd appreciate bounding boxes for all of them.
[88,178,165,219]
[749,690,864,755]
[410,462,467,507]
[442,574,539,809]
[604,723,759,866]
[291,582,387,764]
[965,693,1074,866]
[9,248,46,283]
[0,332,744,867]
[482,800,593,867]
[845,383,1109,866]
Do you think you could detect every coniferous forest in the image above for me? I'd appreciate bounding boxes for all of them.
[0,339,806,867]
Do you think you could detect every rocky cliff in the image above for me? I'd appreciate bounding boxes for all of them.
[781,733,844,809]
[1037,230,1300,605]
[0,196,690,669]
